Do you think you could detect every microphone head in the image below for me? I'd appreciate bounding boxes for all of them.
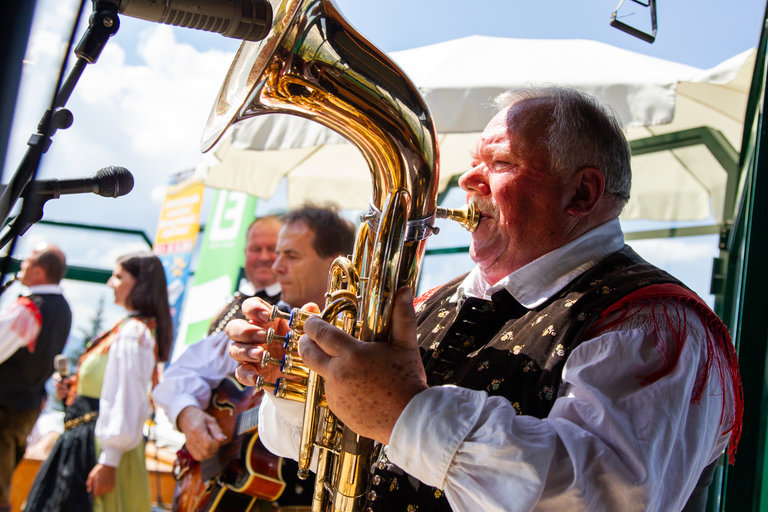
[53,354,70,378]
[95,166,134,198]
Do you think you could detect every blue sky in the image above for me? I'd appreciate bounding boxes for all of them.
[331,0,765,67]
[155,1,765,67]
[2,0,766,333]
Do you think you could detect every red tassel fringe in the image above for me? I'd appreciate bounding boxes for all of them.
[588,284,743,464]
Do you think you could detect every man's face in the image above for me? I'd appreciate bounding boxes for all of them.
[272,221,336,307]
[458,101,574,285]
[19,249,43,287]
[244,219,281,288]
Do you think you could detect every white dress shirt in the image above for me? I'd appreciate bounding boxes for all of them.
[257,219,734,511]
[151,329,237,427]
[239,281,281,298]
[152,283,281,427]
[0,284,64,364]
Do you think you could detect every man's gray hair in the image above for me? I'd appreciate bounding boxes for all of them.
[495,87,631,202]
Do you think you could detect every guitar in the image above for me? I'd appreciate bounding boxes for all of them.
[172,376,286,512]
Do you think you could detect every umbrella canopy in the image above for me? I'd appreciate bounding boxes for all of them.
[200,36,754,222]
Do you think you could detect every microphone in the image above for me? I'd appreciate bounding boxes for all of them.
[28,166,134,199]
[98,0,273,42]
[53,354,70,379]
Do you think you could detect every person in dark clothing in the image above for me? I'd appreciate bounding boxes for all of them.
[0,243,71,512]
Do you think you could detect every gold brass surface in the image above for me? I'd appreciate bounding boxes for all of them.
[203,0,479,509]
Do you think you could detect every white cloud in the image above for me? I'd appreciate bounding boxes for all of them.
[3,2,243,344]
[73,25,235,170]
[7,6,238,241]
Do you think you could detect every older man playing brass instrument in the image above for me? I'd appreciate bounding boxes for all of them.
[228,87,742,512]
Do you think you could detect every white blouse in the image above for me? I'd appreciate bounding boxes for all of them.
[95,318,156,467]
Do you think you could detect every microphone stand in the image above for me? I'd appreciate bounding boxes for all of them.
[0,188,60,251]
[0,1,120,292]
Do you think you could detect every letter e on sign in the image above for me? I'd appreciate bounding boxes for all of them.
[209,191,247,242]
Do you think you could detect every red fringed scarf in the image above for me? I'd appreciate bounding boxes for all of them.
[588,283,743,463]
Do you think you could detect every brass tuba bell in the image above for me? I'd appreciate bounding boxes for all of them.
[202,0,479,510]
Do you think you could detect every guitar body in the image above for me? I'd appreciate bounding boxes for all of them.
[172,376,286,511]
[225,434,286,499]
[173,462,206,512]
[192,482,259,512]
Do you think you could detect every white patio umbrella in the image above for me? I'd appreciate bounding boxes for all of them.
[200,36,754,222]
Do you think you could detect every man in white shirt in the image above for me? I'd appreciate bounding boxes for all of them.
[227,88,742,512]
[0,243,71,512]
[153,215,283,462]
[153,207,355,509]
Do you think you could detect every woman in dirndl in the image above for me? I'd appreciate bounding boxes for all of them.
[25,251,172,512]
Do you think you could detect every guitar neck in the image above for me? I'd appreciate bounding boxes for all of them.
[234,405,260,437]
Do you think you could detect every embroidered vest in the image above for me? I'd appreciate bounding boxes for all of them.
[207,289,281,336]
[208,293,250,336]
[364,246,686,511]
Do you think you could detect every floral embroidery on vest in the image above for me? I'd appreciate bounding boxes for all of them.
[365,247,686,512]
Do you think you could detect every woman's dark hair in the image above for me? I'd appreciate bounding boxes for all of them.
[117,252,173,362]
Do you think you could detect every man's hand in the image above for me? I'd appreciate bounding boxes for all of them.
[177,406,228,461]
[86,463,115,497]
[299,288,428,445]
[227,297,299,386]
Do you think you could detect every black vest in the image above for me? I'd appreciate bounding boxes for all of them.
[0,292,72,410]
[207,288,281,336]
[365,247,686,511]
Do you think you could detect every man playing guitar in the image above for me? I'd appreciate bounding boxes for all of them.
[153,215,312,511]
[153,206,356,511]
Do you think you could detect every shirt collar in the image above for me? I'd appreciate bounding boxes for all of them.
[25,283,64,295]
[239,281,281,297]
[456,218,625,308]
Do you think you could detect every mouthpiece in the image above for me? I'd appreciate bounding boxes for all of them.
[435,203,480,232]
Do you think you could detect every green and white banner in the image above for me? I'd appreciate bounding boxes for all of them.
[171,189,259,359]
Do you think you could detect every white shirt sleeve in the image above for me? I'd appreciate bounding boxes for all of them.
[386,305,732,512]
[95,318,157,467]
[151,331,238,428]
[0,298,41,363]
[257,391,306,458]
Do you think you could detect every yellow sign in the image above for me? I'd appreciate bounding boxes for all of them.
[154,180,205,254]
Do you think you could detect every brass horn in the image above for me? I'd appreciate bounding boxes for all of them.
[202,0,479,510]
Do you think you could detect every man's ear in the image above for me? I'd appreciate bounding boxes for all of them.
[29,265,47,285]
[565,166,605,217]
